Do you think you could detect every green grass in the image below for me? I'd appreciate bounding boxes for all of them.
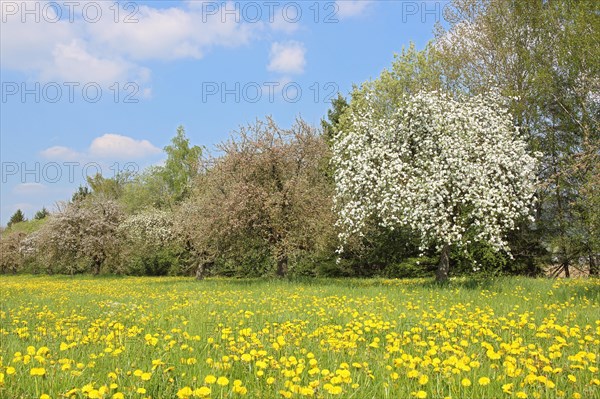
[2,219,47,235]
[0,276,598,398]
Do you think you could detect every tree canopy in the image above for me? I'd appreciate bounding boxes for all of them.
[333,91,539,281]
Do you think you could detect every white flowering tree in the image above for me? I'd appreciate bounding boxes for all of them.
[119,210,174,246]
[116,209,185,275]
[332,90,539,281]
[27,198,123,275]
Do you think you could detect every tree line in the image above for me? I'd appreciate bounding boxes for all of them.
[1,0,598,280]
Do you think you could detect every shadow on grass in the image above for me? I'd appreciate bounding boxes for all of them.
[192,276,511,291]
[416,276,504,291]
[553,280,600,303]
[20,273,599,302]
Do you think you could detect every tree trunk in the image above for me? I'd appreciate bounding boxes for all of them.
[436,244,450,282]
[195,263,205,280]
[196,262,212,280]
[562,260,570,278]
[92,260,101,276]
[590,253,599,276]
[276,255,288,277]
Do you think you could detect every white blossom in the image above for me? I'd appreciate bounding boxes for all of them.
[119,209,174,245]
[332,90,539,254]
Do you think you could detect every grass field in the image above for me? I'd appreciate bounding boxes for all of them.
[0,276,598,399]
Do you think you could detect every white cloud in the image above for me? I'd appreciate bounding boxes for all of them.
[267,41,306,74]
[1,1,261,87]
[89,134,161,159]
[40,146,81,161]
[0,4,73,72]
[41,40,144,85]
[87,5,258,61]
[335,1,374,18]
[40,134,161,161]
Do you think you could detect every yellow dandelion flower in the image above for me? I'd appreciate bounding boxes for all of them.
[194,386,211,397]
[205,375,217,384]
[30,367,46,376]
[478,377,490,386]
[217,376,229,386]
[241,354,252,362]
[177,386,193,399]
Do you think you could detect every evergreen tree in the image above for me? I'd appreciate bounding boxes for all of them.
[72,185,91,203]
[321,94,348,146]
[7,209,26,227]
[34,207,49,220]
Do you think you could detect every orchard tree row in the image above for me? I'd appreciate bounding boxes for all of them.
[2,0,598,280]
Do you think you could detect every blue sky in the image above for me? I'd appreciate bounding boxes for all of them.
[0,0,447,225]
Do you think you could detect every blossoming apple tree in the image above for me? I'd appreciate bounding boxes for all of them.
[332,91,539,281]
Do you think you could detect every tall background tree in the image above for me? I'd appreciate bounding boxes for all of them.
[329,0,598,277]
[161,126,203,204]
[121,126,203,212]
[433,0,599,275]
[321,94,349,146]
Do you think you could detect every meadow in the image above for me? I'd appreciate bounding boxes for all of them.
[0,276,598,399]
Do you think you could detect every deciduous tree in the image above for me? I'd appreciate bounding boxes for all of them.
[32,198,124,275]
[333,91,539,281]
[177,117,334,278]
